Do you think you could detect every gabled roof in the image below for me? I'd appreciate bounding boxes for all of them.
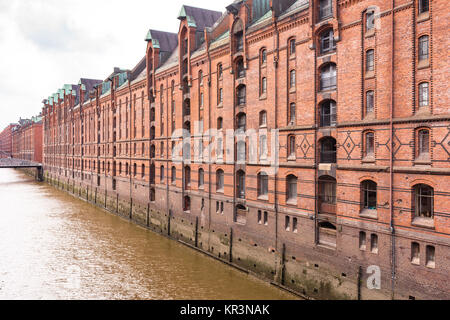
[145,29,178,52]
[178,5,222,31]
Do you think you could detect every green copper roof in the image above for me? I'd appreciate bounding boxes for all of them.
[178,6,197,28]
[145,30,161,48]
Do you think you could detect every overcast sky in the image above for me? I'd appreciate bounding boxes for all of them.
[0,0,225,130]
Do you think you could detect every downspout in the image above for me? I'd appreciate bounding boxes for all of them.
[273,13,280,252]
[389,0,396,300]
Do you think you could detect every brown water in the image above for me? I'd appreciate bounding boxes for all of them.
[0,169,296,300]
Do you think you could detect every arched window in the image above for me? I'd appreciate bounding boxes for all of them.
[217,63,223,79]
[216,169,224,192]
[413,184,434,218]
[236,85,246,105]
[320,137,337,163]
[320,100,337,127]
[289,38,296,56]
[236,170,246,199]
[198,168,204,188]
[261,48,267,64]
[260,134,268,158]
[286,175,298,204]
[320,63,337,91]
[258,172,269,197]
[199,70,203,85]
[133,163,137,176]
[141,164,145,178]
[361,180,377,210]
[233,20,244,52]
[150,145,156,158]
[259,111,267,127]
[411,242,420,264]
[320,28,335,53]
[217,117,223,130]
[371,234,379,254]
[418,35,429,62]
[160,166,165,182]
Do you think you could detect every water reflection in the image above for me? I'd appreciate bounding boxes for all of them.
[0,169,296,300]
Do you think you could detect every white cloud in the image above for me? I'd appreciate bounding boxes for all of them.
[0,0,225,129]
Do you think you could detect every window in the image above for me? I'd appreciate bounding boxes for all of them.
[216,170,224,192]
[259,134,268,159]
[371,234,378,254]
[366,91,375,115]
[285,216,290,231]
[286,175,298,204]
[237,85,246,105]
[237,113,246,132]
[218,64,223,79]
[293,218,298,233]
[141,164,145,178]
[320,100,337,127]
[236,58,245,78]
[236,170,246,199]
[290,70,296,89]
[259,111,267,127]
[360,232,367,251]
[418,36,429,62]
[419,0,429,14]
[414,184,434,218]
[289,39,296,56]
[199,70,203,85]
[264,212,268,225]
[366,11,375,32]
[258,211,262,224]
[261,77,267,94]
[289,103,296,124]
[362,180,377,210]
[319,176,337,204]
[364,131,375,157]
[217,137,223,158]
[261,49,267,64]
[320,29,335,54]
[411,242,420,265]
[198,168,204,188]
[419,82,429,108]
[320,64,337,91]
[184,196,191,212]
[171,166,176,184]
[160,166,165,182]
[235,31,244,52]
[184,166,191,188]
[320,137,337,163]
[366,50,375,72]
[237,141,246,163]
[418,129,430,157]
[200,93,204,108]
[288,135,296,158]
[218,88,223,104]
[217,117,223,130]
[426,245,435,268]
[258,172,269,197]
[319,0,333,21]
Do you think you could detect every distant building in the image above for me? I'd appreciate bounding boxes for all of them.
[0,124,17,158]
[11,116,43,163]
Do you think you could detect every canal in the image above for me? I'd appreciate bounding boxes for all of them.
[0,169,296,300]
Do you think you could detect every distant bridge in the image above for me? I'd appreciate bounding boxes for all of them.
[0,151,44,181]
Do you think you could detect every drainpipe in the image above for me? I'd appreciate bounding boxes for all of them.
[273,14,280,251]
[389,0,396,300]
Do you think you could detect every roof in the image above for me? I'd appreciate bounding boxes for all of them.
[145,30,178,52]
[178,5,222,31]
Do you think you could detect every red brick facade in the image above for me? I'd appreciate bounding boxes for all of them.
[11,118,43,163]
[40,0,449,300]
[0,124,17,158]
